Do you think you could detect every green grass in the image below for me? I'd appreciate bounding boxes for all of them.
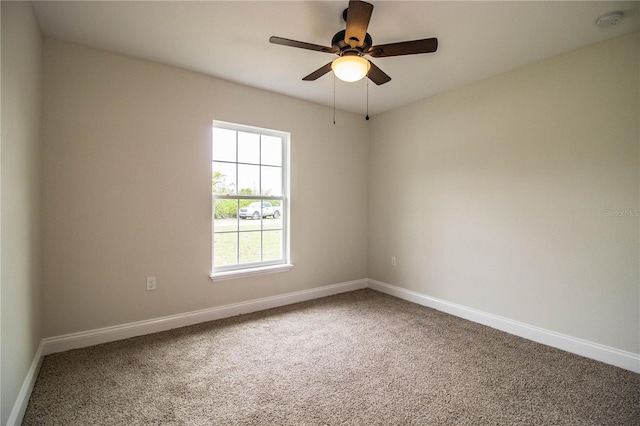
[213,218,283,267]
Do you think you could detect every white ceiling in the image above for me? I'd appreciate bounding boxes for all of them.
[32,1,639,116]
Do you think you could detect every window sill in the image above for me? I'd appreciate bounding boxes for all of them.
[210,264,294,281]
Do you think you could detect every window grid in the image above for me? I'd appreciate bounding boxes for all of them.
[211,121,289,275]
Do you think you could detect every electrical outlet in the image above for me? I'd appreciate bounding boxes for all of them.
[391,256,397,266]
[146,276,156,291]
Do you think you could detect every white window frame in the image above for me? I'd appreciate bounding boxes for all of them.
[210,121,292,280]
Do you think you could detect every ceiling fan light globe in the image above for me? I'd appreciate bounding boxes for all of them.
[331,56,370,82]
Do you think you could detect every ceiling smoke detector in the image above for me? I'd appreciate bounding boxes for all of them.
[596,12,623,28]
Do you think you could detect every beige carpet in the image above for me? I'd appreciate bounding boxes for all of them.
[23,289,639,425]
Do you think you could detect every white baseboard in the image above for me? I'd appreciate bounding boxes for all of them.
[42,278,368,356]
[6,341,44,426]
[368,279,640,373]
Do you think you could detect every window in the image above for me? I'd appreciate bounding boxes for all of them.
[211,121,291,279]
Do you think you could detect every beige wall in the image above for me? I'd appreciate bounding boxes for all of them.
[41,39,370,337]
[1,2,43,424]
[369,32,639,353]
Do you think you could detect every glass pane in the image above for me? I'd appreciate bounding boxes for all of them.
[261,135,282,166]
[263,230,283,261]
[262,201,283,231]
[212,128,236,162]
[212,161,236,195]
[214,200,238,230]
[238,132,260,165]
[239,199,262,230]
[214,232,238,267]
[239,232,261,264]
[238,164,260,195]
[261,166,282,196]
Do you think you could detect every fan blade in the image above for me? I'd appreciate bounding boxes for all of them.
[269,36,337,54]
[368,38,438,58]
[367,60,391,85]
[302,62,334,81]
[344,0,373,48]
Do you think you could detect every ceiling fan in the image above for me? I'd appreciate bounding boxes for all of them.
[269,0,438,85]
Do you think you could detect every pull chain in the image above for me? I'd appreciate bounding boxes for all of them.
[333,73,336,125]
[365,77,370,121]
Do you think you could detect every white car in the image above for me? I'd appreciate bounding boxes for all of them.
[239,202,281,220]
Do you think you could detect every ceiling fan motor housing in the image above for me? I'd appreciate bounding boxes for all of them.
[332,30,372,56]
